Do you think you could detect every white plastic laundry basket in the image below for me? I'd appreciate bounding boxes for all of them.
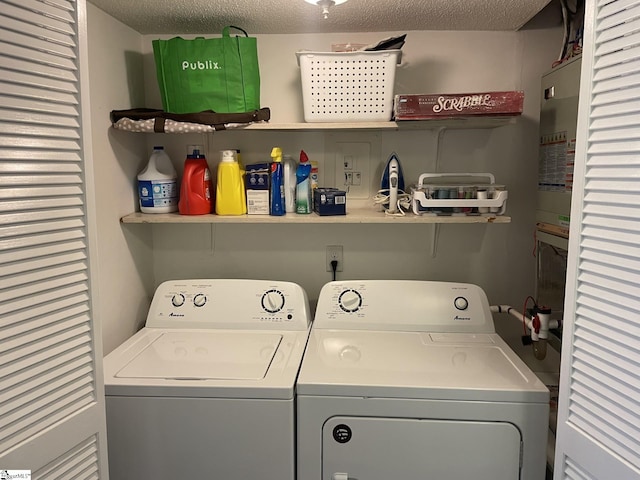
[295,50,401,122]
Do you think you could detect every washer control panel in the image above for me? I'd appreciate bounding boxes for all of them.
[315,280,495,333]
[146,279,311,331]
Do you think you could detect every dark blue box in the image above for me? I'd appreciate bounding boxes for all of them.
[313,188,346,216]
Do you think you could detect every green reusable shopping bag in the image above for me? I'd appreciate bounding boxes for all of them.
[152,26,260,114]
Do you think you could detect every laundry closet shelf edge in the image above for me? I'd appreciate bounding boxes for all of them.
[231,116,517,131]
[120,211,511,224]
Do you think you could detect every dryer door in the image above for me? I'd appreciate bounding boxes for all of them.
[322,416,521,480]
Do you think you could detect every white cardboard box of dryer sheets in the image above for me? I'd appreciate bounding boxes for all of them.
[245,163,270,214]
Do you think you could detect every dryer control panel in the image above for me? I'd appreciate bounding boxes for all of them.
[314,280,495,333]
[146,279,311,331]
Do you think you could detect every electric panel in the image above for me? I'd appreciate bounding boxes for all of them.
[537,55,582,233]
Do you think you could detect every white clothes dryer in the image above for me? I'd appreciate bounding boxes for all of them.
[104,279,311,480]
[297,280,549,480]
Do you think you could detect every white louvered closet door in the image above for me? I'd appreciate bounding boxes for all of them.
[0,0,108,478]
[554,0,640,479]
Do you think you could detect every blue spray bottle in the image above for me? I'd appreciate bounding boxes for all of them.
[270,147,285,216]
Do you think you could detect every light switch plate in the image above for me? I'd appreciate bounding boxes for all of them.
[334,142,371,199]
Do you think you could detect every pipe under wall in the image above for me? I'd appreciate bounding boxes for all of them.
[490,304,553,360]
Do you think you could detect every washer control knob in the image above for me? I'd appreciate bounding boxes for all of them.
[454,296,469,311]
[193,293,207,308]
[338,289,362,313]
[171,294,185,307]
[262,290,285,313]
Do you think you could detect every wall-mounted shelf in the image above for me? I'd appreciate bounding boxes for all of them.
[117,113,517,227]
[111,114,519,134]
[121,209,511,224]
[230,116,517,131]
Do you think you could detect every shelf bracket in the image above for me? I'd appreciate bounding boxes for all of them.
[430,223,440,258]
[434,126,447,172]
[429,127,446,258]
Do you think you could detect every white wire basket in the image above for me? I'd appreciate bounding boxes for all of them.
[411,173,509,216]
[295,50,401,122]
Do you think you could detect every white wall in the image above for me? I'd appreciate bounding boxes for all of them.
[88,4,155,354]
[89,4,564,375]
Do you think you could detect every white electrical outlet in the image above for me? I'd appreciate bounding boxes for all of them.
[326,245,343,272]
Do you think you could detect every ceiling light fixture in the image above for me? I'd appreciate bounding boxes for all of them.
[304,0,349,19]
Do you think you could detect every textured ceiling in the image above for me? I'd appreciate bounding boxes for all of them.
[88,0,554,35]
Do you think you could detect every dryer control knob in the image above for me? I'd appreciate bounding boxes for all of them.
[338,289,362,313]
[193,293,207,307]
[171,293,185,307]
[262,290,285,313]
[454,296,469,310]
[332,474,349,480]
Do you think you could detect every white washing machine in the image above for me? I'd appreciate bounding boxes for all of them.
[297,280,549,480]
[103,279,311,480]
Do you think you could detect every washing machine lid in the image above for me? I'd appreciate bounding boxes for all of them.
[296,330,549,403]
[104,327,310,399]
[115,331,281,380]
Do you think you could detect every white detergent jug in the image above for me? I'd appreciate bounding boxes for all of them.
[137,146,178,213]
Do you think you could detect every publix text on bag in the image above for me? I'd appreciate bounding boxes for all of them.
[182,60,222,71]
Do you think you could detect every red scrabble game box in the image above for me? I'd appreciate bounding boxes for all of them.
[393,91,524,120]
